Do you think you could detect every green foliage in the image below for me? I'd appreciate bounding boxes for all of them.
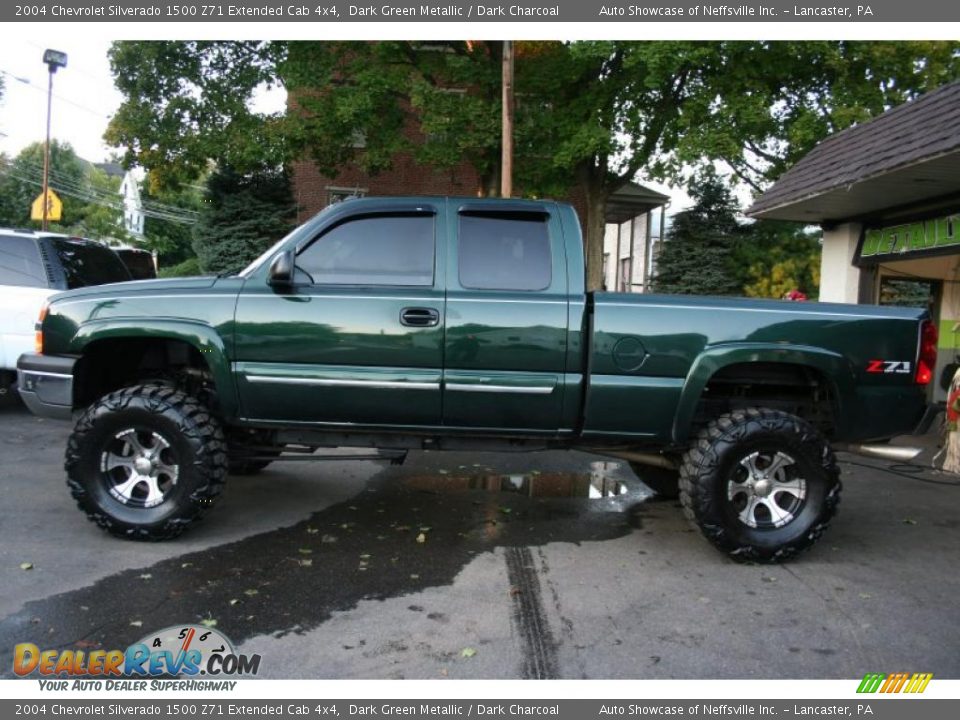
[105,40,960,290]
[191,167,297,275]
[158,256,203,278]
[653,173,742,296]
[71,167,132,244]
[140,173,204,267]
[736,222,821,300]
[0,141,130,241]
[654,176,822,298]
[672,41,960,191]
[105,41,285,188]
[0,140,87,229]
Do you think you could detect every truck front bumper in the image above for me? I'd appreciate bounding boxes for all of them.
[17,353,76,420]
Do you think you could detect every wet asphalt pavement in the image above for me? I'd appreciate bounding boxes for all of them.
[1,390,959,679]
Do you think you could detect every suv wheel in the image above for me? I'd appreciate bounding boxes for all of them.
[679,408,841,562]
[65,384,227,540]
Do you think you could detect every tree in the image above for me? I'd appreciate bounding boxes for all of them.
[105,41,285,188]
[0,140,88,229]
[106,41,960,290]
[652,173,742,296]
[671,41,960,192]
[140,173,204,268]
[191,167,297,275]
[736,221,821,300]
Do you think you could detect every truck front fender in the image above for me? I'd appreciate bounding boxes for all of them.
[671,343,856,444]
[71,318,237,417]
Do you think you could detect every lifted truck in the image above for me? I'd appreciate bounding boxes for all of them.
[17,197,937,561]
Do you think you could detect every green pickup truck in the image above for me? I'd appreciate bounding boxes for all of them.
[17,197,937,561]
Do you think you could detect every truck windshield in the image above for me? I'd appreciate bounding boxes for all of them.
[51,238,132,289]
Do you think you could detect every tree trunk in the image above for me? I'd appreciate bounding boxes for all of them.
[583,185,608,291]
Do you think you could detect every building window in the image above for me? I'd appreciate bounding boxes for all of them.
[326,187,368,206]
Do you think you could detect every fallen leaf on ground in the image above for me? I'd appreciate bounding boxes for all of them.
[19,562,33,571]
[416,533,427,544]
[243,589,259,597]
[129,620,143,627]
[461,647,477,658]
[200,618,217,628]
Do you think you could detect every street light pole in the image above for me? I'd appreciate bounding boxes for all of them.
[41,49,67,232]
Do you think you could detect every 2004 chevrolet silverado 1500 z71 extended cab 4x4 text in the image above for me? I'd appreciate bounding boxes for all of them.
[17,197,938,561]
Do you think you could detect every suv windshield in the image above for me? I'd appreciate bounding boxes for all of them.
[51,238,132,289]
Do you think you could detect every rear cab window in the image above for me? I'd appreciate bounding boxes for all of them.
[0,235,48,288]
[458,212,552,291]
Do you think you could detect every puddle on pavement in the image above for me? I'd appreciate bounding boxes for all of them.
[0,456,656,675]
[403,461,640,501]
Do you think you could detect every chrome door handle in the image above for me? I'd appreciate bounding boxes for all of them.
[400,307,440,327]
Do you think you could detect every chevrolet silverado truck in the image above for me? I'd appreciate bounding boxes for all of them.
[16,197,938,561]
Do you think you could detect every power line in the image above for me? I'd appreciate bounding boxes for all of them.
[0,165,198,225]
[4,157,201,222]
[0,67,114,120]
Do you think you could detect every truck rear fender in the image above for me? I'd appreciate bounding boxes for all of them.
[671,343,855,444]
[70,319,237,416]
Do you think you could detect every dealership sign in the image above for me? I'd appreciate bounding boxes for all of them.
[859,213,960,262]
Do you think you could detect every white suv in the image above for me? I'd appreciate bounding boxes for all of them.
[0,229,132,393]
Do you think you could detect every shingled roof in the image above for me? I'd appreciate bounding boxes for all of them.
[748,81,960,222]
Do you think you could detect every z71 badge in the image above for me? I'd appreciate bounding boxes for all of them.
[866,360,912,374]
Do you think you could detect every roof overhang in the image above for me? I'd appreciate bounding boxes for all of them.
[605,182,671,225]
[747,150,960,224]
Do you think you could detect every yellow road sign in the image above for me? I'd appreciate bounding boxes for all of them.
[31,190,63,222]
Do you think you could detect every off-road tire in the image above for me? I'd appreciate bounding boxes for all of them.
[629,463,680,499]
[679,407,840,563]
[65,383,228,541]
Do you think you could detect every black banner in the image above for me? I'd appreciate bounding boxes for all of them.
[4,1,960,23]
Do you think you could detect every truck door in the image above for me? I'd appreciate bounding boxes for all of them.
[442,202,568,433]
[233,203,445,427]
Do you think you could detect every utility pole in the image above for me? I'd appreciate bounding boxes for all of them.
[500,41,514,198]
[41,49,68,231]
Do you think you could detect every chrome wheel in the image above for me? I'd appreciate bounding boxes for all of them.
[100,428,179,508]
[727,450,807,529]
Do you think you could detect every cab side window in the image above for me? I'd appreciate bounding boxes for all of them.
[297,213,435,286]
[458,213,551,291]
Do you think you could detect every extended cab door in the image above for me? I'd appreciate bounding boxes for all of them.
[233,202,445,427]
[442,202,569,433]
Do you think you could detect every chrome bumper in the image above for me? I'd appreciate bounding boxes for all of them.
[17,353,76,420]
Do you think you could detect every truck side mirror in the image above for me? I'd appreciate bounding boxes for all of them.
[267,250,295,289]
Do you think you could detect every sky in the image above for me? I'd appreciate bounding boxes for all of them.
[0,38,124,163]
[0,37,697,213]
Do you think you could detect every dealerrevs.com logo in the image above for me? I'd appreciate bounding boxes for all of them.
[14,624,261,690]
